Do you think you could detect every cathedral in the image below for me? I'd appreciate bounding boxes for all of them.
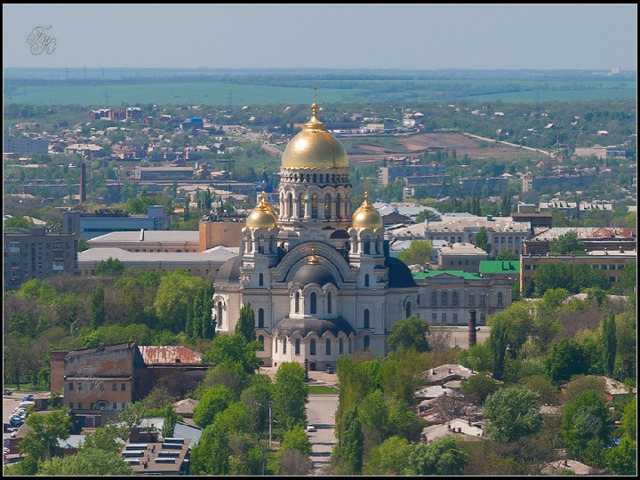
[213,103,418,370]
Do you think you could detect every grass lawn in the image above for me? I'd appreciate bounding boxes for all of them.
[308,385,338,394]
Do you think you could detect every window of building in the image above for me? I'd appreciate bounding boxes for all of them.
[363,336,370,351]
[78,383,82,391]
[326,338,331,355]
[497,292,503,307]
[364,274,370,287]
[258,308,264,328]
[325,193,331,219]
[441,291,448,306]
[364,309,370,329]
[259,273,264,286]
[453,313,458,323]
[432,313,437,323]
[217,302,223,327]
[469,295,475,307]
[452,291,458,307]
[609,264,616,270]
[442,313,447,323]
[69,382,74,390]
[113,403,118,410]
[339,338,343,354]
[295,291,300,313]
[69,402,73,409]
[295,338,300,355]
[327,292,332,314]
[406,302,411,318]
[431,292,437,307]
[258,335,265,351]
[78,402,82,409]
[348,338,352,354]
[121,383,126,391]
[311,193,318,218]
[480,295,486,307]
[310,292,317,314]
[480,313,486,323]
[310,339,316,356]
[283,338,287,354]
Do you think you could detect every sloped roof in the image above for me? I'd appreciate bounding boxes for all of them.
[138,346,203,365]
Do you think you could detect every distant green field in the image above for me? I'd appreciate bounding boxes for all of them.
[3,76,635,106]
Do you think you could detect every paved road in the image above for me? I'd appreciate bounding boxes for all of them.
[306,393,338,476]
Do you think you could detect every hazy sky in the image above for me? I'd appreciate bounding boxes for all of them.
[3,3,637,71]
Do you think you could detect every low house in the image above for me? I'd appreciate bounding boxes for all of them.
[421,418,485,443]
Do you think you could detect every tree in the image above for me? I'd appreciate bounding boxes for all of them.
[363,435,411,475]
[495,250,518,261]
[484,387,542,442]
[190,423,230,475]
[379,348,429,405]
[37,447,135,476]
[388,315,430,352]
[460,374,500,405]
[550,230,585,255]
[95,257,126,276]
[162,405,179,439]
[601,312,617,377]
[406,436,469,475]
[543,339,588,386]
[335,405,364,475]
[397,240,433,266]
[278,448,312,476]
[154,270,205,332]
[203,332,260,375]
[19,407,73,463]
[273,362,308,433]
[89,284,105,329]
[474,226,491,254]
[561,390,609,462]
[236,302,256,343]
[605,435,637,475]
[518,375,559,406]
[193,384,234,428]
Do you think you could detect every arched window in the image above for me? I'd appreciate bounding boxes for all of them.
[363,336,370,351]
[217,302,223,327]
[311,193,318,218]
[326,338,331,355]
[258,308,264,328]
[325,193,331,219]
[363,240,370,255]
[312,173,317,183]
[295,338,300,355]
[275,337,278,353]
[282,338,287,354]
[348,338,352,353]
[497,292,504,307]
[310,292,317,314]
[259,273,264,286]
[258,335,265,351]
[364,274,370,287]
[295,291,300,313]
[287,192,293,217]
[405,302,411,318]
[327,292,332,314]
[364,309,370,329]
[339,338,343,354]
[310,339,316,356]
[336,193,341,218]
[298,194,304,217]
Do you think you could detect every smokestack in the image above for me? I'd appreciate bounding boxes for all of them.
[468,309,477,348]
[79,162,87,205]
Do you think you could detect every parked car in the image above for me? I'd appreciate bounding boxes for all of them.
[9,417,23,427]
[325,365,335,374]
[306,425,316,432]
[23,395,34,401]
[4,390,12,396]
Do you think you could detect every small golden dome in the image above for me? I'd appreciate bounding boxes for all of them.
[351,191,383,231]
[281,103,349,170]
[246,191,278,230]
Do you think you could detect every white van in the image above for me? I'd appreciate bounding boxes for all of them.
[17,401,35,409]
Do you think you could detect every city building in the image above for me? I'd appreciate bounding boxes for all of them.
[437,242,489,272]
[523,227,637,255]
[479,260,520,283]
[63,205,172,240]
[88,230,201,253]
[519,250,637,295]
[3,225,78,291]
[413,270,512,326]
[50,342,208,428]
[213,104,419,370]
[3,136,50,154]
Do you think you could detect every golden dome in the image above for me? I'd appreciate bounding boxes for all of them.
[351,191,383,231]
[246,191,278,230]
[281,103,349,169]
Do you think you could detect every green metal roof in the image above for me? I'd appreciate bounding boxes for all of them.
[413,270,483,280]
[479,260,520,274]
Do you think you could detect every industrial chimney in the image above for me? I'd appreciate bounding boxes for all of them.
[468,309,477,348]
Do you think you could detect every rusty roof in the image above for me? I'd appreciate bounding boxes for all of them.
[137,346,202,365]
[533,227,636,241]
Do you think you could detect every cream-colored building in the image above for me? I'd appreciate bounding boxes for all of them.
[437,242,489,272]
[214,104,419,370]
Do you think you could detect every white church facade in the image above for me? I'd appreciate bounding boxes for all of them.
[213,104,419,370]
